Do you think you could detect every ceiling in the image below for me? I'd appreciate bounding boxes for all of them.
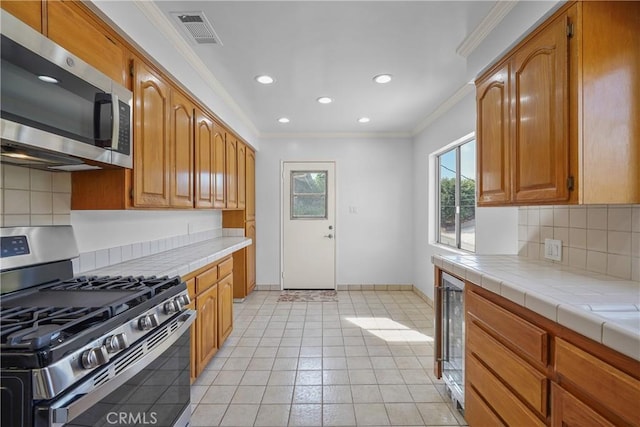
[151,1,502,137]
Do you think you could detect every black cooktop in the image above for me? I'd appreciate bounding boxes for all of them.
[0,275,184,368]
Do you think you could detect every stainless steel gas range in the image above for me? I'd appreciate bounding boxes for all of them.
[0,226,196,427]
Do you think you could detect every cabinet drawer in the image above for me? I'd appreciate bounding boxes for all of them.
[186,278,195,300]
[467,289,548,364]
[468,317,548,416]
[555,338,640,426]
[467,355,545,427]
[466,385,506,427]
[195,266,218,294]
[551,383,614,427]
[218,256,233,278]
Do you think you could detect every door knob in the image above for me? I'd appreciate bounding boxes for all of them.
[324,234,333,239]
[328,225,333,230]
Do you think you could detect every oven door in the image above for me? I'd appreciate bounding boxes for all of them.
[34,311,195,427]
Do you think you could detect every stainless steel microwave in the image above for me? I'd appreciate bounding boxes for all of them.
[0,11,132,171]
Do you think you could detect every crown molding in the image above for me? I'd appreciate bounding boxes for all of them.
[259,131,412,140]
[456,1,518,58]
[132,1,259,137]
[412,83,474,136]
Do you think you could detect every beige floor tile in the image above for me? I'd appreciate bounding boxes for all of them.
[296,370,323,385]
[190,404,227,426]
[416,402,460,425]
[380,384,413,402]
[346,356,373,370]
[219,403,259,426]
[375,369,405,384]
[253,346,279,358]
[222,357,251,370]
[354,403,391,425]
[400,368,431,384]
[323,346,347,357]
[190,385,208,405]
[407,384,445,403]
[344,346,368,356]
[323,385,353,403]
[231,385,265,404]
[350,385,383,403]
[323,356,348,370]
[262,385,294,404]
[385,402,425,425]
[272,357,298,370]
[268,370,297,386]
[253,404,291,427]
[200,385,237,404]
[293,385,322,404]
[299,346,323,357]
[323,403,356,426]
[323,370,351,385]
[348,369,377,385]
[246,357,275,371]
[289,404,322,426]
[298,357,322,370]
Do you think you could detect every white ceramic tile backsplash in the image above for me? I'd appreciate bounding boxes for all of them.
[519,205,640,281]
[1,165,71,226]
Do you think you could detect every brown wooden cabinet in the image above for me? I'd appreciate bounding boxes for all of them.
[1,0,42,32]
[237,141,246,210]
[476,62,511,205]
[476,1,640,206]
[225,135,238,209]
[47,0,127,86]
[246,148,256,221]
[218,273,234,343]
[187,255,235,381]
[213,123,227,209]
[170,89,195,208]
[452,275,640,427]
[245,221,256,295]
[194,109,215,208]
[133,59,171,207]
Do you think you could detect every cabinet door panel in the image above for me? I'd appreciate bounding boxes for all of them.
[134,61,170,207]
[213,123,226,209]
[237,141,246,210]
[218,274,234,342]
[466,386,507,427]
[246,149,256,221]
[476,64,511,205]
[170,90,194,208]
[48,0,126,85]
[195,110,215,208]
[225,136,238,209]
[555,338,640,426]
[2,1,42,32]
[196,284,218,375]
[551,383,614,427]
[512,14,569,203]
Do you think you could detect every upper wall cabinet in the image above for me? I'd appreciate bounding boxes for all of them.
[225,134,238,209]
[476,1,640,206]
[246,148,256,221]
[47,0,127,86]
[195,109,215,209]
[170,89,195,208]
[1,1,42,32]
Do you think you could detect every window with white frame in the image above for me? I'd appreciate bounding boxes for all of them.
[437,137,476,252]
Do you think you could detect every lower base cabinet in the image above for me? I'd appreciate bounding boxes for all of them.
[187,256,234,382]
[457,277,640,427]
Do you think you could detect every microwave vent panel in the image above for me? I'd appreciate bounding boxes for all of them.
[172,12,222,45]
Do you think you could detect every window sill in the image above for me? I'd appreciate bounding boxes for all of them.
[430,242,475,256]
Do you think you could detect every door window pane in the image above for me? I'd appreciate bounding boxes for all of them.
[291,171,327,219]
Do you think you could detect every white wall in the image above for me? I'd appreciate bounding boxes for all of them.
[71,210,222,253]
[411,91,519,300]
[256,137,414,286]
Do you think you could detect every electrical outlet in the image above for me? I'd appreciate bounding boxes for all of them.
[544,238,562,261]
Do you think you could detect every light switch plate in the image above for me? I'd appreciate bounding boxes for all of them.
[544,238,562,261]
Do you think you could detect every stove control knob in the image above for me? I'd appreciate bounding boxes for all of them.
[104,333,129,353]
[177,294,191,306]
[81,346,109,369]
[138,313,159,331]
[173,297,184,311]
[164,300,178,315]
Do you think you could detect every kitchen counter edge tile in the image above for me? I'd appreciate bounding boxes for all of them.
[432,254,640,361]
[84,236,252,279]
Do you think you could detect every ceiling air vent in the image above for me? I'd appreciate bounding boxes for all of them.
[172,12,222,45]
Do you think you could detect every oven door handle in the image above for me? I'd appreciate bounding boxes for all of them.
[49,310,196,427]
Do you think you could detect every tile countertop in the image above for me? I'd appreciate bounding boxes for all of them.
[432,254,640,361]
[85,237,252,279]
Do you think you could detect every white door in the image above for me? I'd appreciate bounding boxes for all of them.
[282,161,336,289]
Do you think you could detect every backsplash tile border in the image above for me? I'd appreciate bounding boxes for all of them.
[73,228,226,274]
[518,205,640,282]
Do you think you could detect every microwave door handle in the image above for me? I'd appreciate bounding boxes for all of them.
[110,94,120,150]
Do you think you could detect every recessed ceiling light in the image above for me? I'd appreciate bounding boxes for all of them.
[255,75,274,84]
[373,74,392,84]
[358,117,371,123]
[278,117,290,123]
[317,97,333,104]
[38,75,58,84]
